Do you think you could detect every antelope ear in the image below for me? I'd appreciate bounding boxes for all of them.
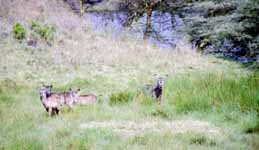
[154,73,159,79]
[41,82,45,87]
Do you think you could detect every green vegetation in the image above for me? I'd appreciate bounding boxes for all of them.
[0,0,258,149]
[110,91,135,105]
[12,21,55,44]
[168,72,259,113]
[31,21,55,42]
[180,0,259,62]
[0,69,258,149]
[13,23,26,40]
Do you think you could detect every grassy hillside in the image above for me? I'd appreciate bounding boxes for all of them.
[0,0,258,149]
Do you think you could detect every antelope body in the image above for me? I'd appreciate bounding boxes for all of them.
[39,87,63,116]
[39,86,78,116]
[76,94,97,105]
[68,89,97,105]
[151,77,165,102]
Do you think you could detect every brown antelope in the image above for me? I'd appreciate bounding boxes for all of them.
[61,88,80,110]
[39,85,78,116]
[151,75,168,103]
[39,86,63,116]
[151,77,163,102]
[69,89,97,105]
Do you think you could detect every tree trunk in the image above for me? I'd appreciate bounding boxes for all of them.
[79,0,84,17]
[144,1,153,40]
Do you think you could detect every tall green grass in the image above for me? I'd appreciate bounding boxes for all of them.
[160,72,258,133]
[0,71,258,149]
[165,72,259,114]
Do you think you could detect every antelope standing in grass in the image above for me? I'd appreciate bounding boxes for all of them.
[39,85,78,116]
[58,88,78,111]
[143,74,168,103]
[151,76,167,103]
[69,89,97,105]
[39,85,63,116]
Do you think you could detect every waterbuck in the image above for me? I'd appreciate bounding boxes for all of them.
[139,74,168,103]
[151,75,167,103]
[69,89,97,105]
[39,86,63,116]
[61,88,80,110]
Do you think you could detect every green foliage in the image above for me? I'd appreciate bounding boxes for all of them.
[110,91,134,105]
[166,73,259,114]
[0,79,21,103]
[151,107,170,118]
[136,92,154,106]
[54,78,91,92]
[187,133,217,146]
[10,139,44,150]
[243,114,259,133]
[0,93,13,103]
[183,0,259,61]
[31,21,55,42]
[239,0,259,34]
[245,122,259,134]
[13,23,26,40]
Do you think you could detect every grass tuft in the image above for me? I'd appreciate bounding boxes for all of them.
[110,91,135,105]
[13,23,26,40]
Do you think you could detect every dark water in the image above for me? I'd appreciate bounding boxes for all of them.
[84,11,185,49]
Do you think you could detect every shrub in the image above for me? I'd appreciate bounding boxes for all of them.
[31,21,55,42]
[183,0,259,62]
[109,91,134,105]
[13,23,26,40]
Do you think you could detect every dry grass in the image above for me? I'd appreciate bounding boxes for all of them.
[80,119,220,136]
[0,0,248,87]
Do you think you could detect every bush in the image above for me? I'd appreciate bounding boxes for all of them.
[109,91,134,105]
[31,21,55,42]
[183,0,259,63]
[13,23,26,40]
